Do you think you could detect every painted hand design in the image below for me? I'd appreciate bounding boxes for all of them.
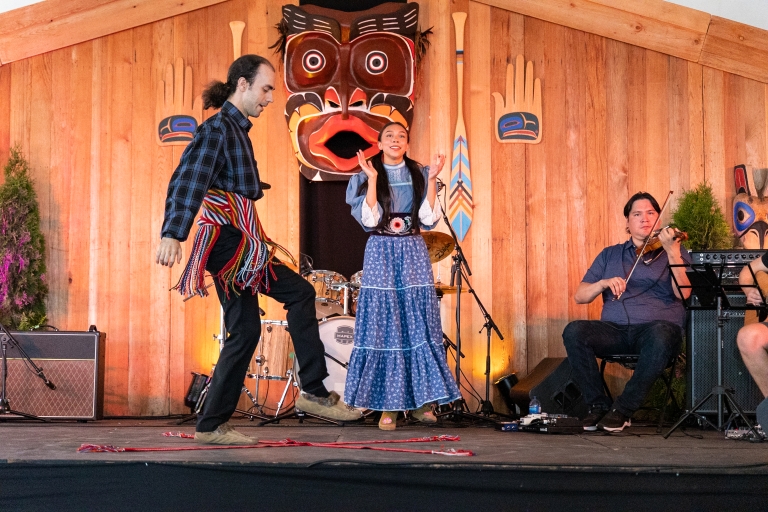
[491,54,542,144]
[156,58,202,146]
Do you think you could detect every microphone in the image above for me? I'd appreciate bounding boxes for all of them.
[40,371,56,390]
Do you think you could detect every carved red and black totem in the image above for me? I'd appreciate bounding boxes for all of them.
[275,1,422,181]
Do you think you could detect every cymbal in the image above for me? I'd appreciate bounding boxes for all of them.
[421,232,453,263]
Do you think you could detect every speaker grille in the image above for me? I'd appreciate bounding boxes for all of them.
[687,295,763,414]
[6,360,97,417]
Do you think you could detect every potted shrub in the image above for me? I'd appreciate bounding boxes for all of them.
[671,182,734,251]
[0,147,47,330]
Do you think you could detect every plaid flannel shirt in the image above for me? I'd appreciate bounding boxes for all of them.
[161,101,264,241]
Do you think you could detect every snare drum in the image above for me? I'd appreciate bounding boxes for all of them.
[304,270,347,319]
[253,320,293,381]
[318,316,356,402]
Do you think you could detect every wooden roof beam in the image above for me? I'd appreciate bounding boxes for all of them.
[475,0,710,62]
[700,16,768,84]
[0,0,230,65]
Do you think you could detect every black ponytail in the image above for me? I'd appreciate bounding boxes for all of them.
[201,54,275,110]
[202,81,236,110]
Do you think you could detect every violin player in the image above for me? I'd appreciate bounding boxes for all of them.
[562,192,691,432]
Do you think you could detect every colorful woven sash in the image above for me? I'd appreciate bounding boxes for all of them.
[173,189,294,298]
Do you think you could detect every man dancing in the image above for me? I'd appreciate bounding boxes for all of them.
[562,192,691,432]
[156,55,361,445]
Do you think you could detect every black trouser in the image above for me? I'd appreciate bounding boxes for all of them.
[562,320,682,417]
[196,226,329,432]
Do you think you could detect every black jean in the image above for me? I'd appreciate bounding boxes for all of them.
[562,320,682,417]
[196,225,329,432]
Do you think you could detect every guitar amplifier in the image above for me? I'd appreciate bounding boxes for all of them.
[687,294,763,414]
[689,250,764,285]
[3,330,105,420]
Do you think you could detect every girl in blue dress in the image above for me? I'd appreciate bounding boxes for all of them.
[344,122,461,430]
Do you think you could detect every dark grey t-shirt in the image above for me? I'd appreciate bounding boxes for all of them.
[582,240,691,327]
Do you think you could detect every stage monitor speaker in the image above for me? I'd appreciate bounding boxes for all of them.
[687,294,763,415]
[508,357,588,418]
[3,330,104,420]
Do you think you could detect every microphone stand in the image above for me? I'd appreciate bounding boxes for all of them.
[460,267,513,418]
[434,180,499,423]
[0,323,54,421]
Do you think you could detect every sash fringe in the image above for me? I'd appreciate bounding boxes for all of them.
[172,189,295,298]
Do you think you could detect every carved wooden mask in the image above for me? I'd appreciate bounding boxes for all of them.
[281,2,419,181]
[734,164,768,249]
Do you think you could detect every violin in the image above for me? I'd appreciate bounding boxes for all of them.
[635,227,688,256]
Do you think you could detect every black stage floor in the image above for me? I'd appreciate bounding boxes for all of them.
[1,415,767,511]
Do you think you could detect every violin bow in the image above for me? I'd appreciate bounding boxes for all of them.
[615,190,673,300]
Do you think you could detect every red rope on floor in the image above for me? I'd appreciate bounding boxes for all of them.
[160,432,461,444]
[77,434,474,456]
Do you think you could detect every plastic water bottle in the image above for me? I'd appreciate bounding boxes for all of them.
[529,396,541,415]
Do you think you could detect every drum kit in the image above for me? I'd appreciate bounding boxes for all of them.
[242,231,461,418]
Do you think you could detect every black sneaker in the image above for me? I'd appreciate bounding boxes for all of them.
[597,409,631,432]
[582,406,608,431]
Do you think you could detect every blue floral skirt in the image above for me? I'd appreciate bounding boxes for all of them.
[344,234,462,411]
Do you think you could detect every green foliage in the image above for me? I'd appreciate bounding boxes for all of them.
[634,340,687,423]
[0,146,47,329]
[671,182,733,251]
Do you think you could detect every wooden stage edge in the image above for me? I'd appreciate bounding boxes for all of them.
[1,418,768,510]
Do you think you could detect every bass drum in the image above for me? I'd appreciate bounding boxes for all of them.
[318,316,356,403]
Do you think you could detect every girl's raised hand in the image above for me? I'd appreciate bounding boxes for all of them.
[429,154,446,179]
[357,150,377,180]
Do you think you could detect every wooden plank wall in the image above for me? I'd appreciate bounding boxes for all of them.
[0,0,766,415]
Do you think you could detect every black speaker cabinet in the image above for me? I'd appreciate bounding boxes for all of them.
[508,357,588,418]
[3,330,104,420]
[687,295,763,415]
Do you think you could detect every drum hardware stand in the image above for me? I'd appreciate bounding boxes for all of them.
[0,322,54,422]
[664,263,762,439]
[442,333,464,359]
[257,360,346,427]
[342,284,350,316]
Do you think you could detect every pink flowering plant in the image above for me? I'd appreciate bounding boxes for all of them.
[0,147,47,329]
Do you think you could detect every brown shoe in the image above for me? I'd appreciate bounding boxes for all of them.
[194,422,258,445]
[296,391,363,422]
[378,411,398,431]
[410,404,437,423]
